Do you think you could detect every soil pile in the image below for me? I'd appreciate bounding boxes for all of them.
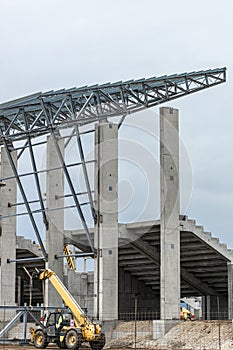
[106,320,233,349]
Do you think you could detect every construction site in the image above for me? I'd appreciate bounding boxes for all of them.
[0,67,232,350]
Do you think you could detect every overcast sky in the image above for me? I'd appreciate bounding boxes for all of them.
[1,0,233,247]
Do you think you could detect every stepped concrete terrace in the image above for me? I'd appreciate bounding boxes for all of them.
[65,215,233,319]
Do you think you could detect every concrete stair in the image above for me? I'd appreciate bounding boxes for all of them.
[180,217,233,262]
[16,236,42,257]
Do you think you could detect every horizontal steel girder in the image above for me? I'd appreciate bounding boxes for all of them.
[0,68,226,142]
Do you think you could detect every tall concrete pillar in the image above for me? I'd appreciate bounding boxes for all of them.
[0,148,17,318]
[160,107,180,320]
[94,122,118,321]
[46,136,64,306]
[206,295,211,320]
[228,263,233,319]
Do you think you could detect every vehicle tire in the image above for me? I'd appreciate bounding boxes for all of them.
[90,334,106,350]
[34,330,48,349]
[64,329,82,349]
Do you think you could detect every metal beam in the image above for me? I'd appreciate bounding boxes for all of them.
[7,257,46,263]
[55,252,95,259]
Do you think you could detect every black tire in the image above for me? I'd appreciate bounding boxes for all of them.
[64,329,82,349]
[90,334,106,350]
[34,330,48,349]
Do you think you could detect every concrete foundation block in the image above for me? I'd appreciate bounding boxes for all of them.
[153,320,180,339]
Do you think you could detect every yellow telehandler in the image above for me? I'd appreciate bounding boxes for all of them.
[30,269,105,350]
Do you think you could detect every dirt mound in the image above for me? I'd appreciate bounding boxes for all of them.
[152,320,233,350]
[106,320,233,349]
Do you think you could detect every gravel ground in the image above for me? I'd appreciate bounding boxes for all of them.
[0,348,130,350]
[0,346,131,350]
[1,320,232,350]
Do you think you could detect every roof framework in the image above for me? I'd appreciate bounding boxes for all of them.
[0,68,226,261]
[0,67,226,141]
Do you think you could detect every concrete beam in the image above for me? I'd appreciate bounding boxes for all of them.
[119,254,147,261]
[186,266,227,273]
[128,238,160,263]
[119,259,154,267]
[126,220,160,230]
[181,261,226,268]
[181,268,216,296]
[125,265,158,272]
[64,235,92,252]
[118,248,137,255]
[181,255,223,262]
[195,272,229,278]
[145,280,160,285]
[181,249,213,256]
[132,271,160,277]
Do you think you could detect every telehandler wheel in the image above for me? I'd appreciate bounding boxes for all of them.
[90,334,106,350]
[34,330,48,349]
[64,329,82,349]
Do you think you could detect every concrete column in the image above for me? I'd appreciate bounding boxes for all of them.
[0,148,17,319]
[201,296,206,320]
[46,135,64,306]
[94,122,118,321]
[228,263,233,319]
[206,295,211,320]
[160,107,180,320]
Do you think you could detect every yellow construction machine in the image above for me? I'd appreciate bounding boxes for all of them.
[31,269,105,350]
